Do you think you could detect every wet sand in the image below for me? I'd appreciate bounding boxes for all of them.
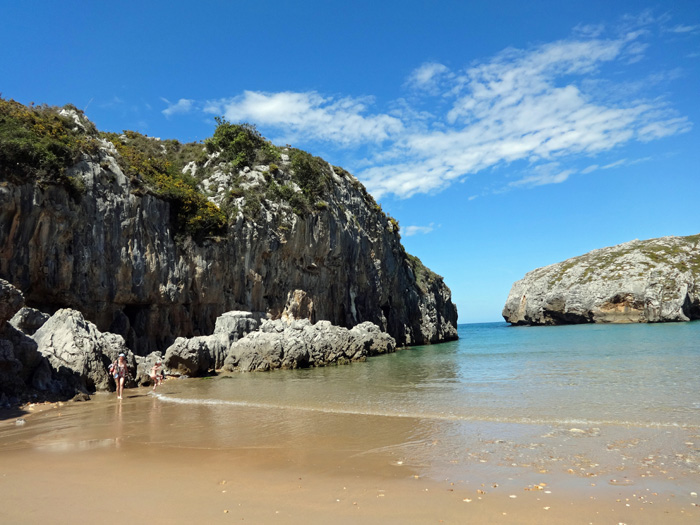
[1,387,698,524]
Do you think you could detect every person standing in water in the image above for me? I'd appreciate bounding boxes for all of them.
[110,353,129,400]
[149,361,164,390]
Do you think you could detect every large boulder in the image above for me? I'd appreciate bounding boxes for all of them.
[213,311,260,341]
[0,281,44,401]
[135,351,164,386]
[10,307,50,336]
[164,311,260,376]
[281,289,314,322]
[223,319,396,372]
[32,308,134,394]
[163,333,229,376]
[2,323,43,384]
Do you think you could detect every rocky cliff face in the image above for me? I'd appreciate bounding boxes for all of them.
[502,234,700,325]
[0,102,458,353]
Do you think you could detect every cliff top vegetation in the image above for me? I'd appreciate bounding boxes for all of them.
[0,98,440,282]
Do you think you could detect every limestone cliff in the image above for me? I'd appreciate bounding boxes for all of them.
[503,234,700,325]
[0,100,458,353]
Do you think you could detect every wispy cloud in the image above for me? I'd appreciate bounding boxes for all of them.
[403,224,435,236]
[164,15,691,200]
[509,163,575,188]
[162,98,195,117]
[667,24,699,34]
[405,62,453,94]
[582,156,652,174]
[204,91,403,145]
[361,24,690,198]
[362,29,689,197]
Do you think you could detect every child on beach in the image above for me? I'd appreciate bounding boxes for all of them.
[149,361,164,390]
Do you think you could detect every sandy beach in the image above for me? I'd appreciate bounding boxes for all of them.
[1,382,698,525]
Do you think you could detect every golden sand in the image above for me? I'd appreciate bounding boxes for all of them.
[1,387,698,524]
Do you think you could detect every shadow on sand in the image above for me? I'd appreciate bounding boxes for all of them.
[0,407,29,422]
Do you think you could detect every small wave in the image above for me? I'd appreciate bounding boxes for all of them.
[153,393,698,430]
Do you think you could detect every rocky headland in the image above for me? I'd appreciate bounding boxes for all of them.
[502,234,700,325]
[0,98,457,405]
[0,279,396,405]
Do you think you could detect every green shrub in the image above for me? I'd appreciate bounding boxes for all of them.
[289,191,311,216]
[0,97,98,189]
[242,191,262,218]
[204,117,282,170]
[260,142,281,163]
[290,150,328,198]
[388,216,400,234]
[104,130,226,240]
[407,253,441,294]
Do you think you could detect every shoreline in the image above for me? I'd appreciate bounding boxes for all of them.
[1,385,699,523]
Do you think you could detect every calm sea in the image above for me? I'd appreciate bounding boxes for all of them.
[3,321,699,490]
[148,321,700,485]
[160,321,700,430]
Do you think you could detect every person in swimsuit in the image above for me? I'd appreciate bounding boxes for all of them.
[110,353,128,400]
[149,361,163,390]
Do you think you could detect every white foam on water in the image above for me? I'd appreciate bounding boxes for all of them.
[153,392,698,430]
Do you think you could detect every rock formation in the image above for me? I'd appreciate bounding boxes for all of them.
[222,319,396,373]
[0,278,23,331]
[32,309,134,394]
[161,314,395,376]
[1,281,134,404]
[164,311,258,376]
[503,234,700,325]
[0,294,397,405]
[0,100,458,355]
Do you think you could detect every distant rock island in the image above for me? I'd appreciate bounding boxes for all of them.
[503,234,700,325]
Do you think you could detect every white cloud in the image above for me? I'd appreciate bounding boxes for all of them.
[162,98,195,117]
[667,24,699,34]
[362,29,690,198]
[601,159,628,170]
[581,155,653,175]
[404,224,435,236]
[164,15,690,200]
[205,91,403,145]
[509,163,575,188]
[405,62,452,93]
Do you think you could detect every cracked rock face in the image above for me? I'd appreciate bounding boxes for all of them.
[502,234,700,325]
[0,278,24,330]
[0,138,457,354]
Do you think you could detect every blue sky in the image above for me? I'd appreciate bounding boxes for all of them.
[2,1,699,323]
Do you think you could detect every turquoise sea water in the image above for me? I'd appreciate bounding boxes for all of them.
[3,321,699,492]
[160,321,700,430]
[143,321,700,486]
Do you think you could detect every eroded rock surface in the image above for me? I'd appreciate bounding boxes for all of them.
[32,309,134,394]
[0,125,457,353]
[503,234,700,325]
[223,318,396,372]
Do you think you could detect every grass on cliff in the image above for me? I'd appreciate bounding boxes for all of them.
[407,253,442,293]
[0,97,98,197]
[0,98,403,246]
[546,234,700,286]
[103,130,227,240]
[205,118,280,169]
